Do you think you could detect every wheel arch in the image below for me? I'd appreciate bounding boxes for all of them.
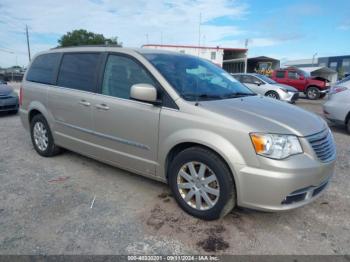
[346,111,350,125]
[161,130,246,190]
[27,101,54,128]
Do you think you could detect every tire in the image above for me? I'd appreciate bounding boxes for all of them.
[265,91,280,100]
[347,118,350,134]
[168,146,236,220]
[306,86,320,100]
[30,114,61,157]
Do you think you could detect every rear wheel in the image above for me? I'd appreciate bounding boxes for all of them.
[30,114,61,157]
[347,118,350,134]
[306,86,320,100]
[168,147,236,220]
[265,91,280,100]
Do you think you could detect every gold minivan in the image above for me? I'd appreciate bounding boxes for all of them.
[20,47,336,220]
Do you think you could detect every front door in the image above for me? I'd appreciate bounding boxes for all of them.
[92,54,161,176]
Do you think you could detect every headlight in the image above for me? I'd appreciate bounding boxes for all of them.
[250,133,303,159]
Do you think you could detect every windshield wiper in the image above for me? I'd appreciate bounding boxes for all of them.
[182,93,223,100]
[222,92,256,98]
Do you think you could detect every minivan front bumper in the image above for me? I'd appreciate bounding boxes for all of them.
[234,155,335,211]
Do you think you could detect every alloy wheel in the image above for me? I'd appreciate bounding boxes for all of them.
[176,161,220,210]
[33,121,49,151]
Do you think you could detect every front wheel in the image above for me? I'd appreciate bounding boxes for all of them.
[265,91,280,100]
[306,87,320,100]
[168,147,236,220]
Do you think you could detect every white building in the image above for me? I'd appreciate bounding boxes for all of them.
[142,44,247,73]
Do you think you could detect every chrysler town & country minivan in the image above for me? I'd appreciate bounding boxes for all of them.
[20,47,336,220]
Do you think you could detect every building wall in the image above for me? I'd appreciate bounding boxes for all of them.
[143,45,224,66]
[285,55,350,77]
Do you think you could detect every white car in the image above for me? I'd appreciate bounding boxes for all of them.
[337,75,350,88]
[232,73,299,103]
[323,87,350,133]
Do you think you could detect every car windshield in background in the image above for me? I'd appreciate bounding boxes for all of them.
[143,53,255,101]
[256,74,276,84]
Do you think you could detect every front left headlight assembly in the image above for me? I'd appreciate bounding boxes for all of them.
[250,133,303,159]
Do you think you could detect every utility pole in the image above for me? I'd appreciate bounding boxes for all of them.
[26,25,31,62]
[244,39,248,73]
[312,52,318,66]
[198,12,202,56]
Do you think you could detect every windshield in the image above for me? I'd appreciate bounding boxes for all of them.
[256,74,276,84]
[143,53,255,101]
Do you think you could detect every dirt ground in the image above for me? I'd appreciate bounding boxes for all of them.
[0,84,349,255]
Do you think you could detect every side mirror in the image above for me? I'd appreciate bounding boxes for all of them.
[254,81,261,86]
[130,84,160,105]
[299,75,305,80]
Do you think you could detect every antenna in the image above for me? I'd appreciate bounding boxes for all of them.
[197,12,202,56]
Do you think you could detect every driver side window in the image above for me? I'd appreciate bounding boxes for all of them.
[102,55,156,99]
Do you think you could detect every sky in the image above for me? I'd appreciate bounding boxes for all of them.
[0,0,349,67]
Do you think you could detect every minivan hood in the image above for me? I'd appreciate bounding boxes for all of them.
[199,96,326,137]
[0,84,13,96]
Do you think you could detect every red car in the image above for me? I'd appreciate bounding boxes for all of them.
[271,68,330,100]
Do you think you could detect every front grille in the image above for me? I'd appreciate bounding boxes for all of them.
[0,105,17,110]
[306,129,336,162]
[0,95,11,99]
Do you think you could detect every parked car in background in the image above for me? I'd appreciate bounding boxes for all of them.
[334,75,350,89]
[271,68,330,100]
[20,47,336,220]
[0,84,19,114]
[232,73,299,103]
[323,88,350,133]
[0,80,7,85]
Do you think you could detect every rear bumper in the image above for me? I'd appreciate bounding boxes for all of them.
[0,97,18,112]
[323,100,345,124]
[235,156,335,211]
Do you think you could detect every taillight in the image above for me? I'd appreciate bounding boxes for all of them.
[19,86,23,106]
[329,86,347,95]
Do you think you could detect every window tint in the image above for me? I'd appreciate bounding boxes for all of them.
[102,55,156,99]
[241,75,255,84]
[288,71,298,79]
[275,71,285,78]
[26,53,60,84]
[57,53,100,92]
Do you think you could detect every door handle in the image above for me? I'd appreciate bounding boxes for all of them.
[95,103,110,110]
[79,100,91,106]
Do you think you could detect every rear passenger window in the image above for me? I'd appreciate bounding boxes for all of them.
[26,53,60,84]
[102,55,156,99]
[275,71,285,78]
[288,71,298,79]
[57,53,100,92]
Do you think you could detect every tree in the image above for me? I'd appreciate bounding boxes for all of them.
[58,29,122,47]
